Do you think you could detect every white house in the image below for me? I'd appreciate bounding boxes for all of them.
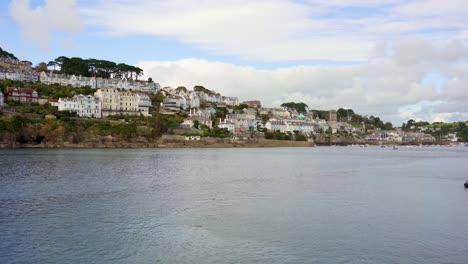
[163,95,186,112]
[136,93,152,116]
[285,120,315,135]
[6,69,21,81]
[265,119,315,135]
[218,119,236,132]
[225,113,258,131]
[187,108,212,128]
[222,96,239,106]
[265,120,288,132]
[316,119,331,133]
[58,94,102,118]
[186,91,200,108]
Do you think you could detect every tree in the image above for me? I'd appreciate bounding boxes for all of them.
[148,77,153,83]
[34,62,48,72]
[47,61,58,72]
[337,108,355,121]
[351,114,364,124]
[383,122,393,130]
[281,102,309,113]
[0,47,18,60]
[406,119,415,130]
[457,122,468,142]
[194,120,200,129]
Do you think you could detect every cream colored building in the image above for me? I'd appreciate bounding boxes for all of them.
[94,88,152,117]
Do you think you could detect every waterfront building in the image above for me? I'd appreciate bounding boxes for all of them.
[185,108,212,128]
[218,119,236,132]
[94,88,151,117]
[5,87,38,103]
[136,93,152,117]
[265,119,316,135]
[225,113,258,131]
[284,120,315,135]
[58,94,102,118]
[265,120,288,132]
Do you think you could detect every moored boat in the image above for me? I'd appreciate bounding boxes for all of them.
[465,181,468,188]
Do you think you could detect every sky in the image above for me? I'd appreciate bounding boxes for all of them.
[1,0,468,125]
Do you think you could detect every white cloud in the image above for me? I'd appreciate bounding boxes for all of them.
[9,0,82,49]
[138,39,468,124]
[82,0,468,62]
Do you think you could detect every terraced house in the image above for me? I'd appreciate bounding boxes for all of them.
[94,88,152,117]
[5,87,38,103]
[40,72,160,93]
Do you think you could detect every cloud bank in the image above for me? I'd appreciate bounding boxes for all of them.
[83,0,468,62]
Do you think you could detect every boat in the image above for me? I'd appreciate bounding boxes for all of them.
[465,181,468,188]
[393,146,398,150]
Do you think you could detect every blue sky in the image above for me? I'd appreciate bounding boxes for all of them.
[1,0,468,124]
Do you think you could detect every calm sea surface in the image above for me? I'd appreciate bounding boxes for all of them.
[0,147,467,264]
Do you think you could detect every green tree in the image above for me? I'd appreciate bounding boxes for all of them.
[34,62,48,72]
[281,102,309,113]
[383,122,393,130]
[0,47,18,60]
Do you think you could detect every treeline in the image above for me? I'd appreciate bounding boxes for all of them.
[0,47,18,60]
[45,56,144,80]
[281,102,309,113]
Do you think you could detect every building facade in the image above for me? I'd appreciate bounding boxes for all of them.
[58,94,102,118]
[94,88,151,117]
[218,119,236,132]
[5,87,39,103]
[40,72,160,93]
[136,94,152,116]
[163,95,185,112]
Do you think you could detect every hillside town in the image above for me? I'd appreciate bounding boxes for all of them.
[0,50,467,147]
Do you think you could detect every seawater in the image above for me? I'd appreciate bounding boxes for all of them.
[1,147,467,264]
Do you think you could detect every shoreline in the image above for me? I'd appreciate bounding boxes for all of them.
[0,141,453,149]
[0,138,315,149]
